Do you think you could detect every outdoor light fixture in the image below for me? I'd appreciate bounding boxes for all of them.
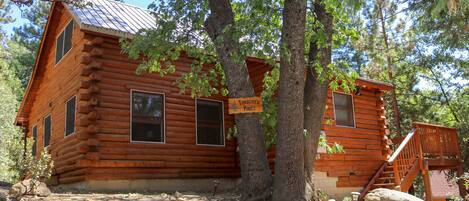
[354,87,362,96]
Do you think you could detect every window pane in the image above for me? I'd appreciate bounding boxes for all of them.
[32,126,37,156]
[131,91,164,142]
[63,22,73,55]
[55,32,64,63]
[65,96,76,136]
[333,92,355,127]
[196,100,224,145]
[44,116,51,147]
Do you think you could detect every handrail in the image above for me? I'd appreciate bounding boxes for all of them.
[359,161,387,200]
[388,128,417,162]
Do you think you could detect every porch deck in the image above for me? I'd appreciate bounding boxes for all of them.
[360,122,465,201]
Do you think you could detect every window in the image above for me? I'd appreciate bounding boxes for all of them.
[333,92,355,127]
[131,91,165,143]
[55,21,73,64]
[65,96,76,136]
[43,115,51,147]
[196,99,224,146]
[32,125,37,156]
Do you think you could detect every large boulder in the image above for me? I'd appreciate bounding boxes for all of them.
[364,188,422,201]
[9,179,51,197]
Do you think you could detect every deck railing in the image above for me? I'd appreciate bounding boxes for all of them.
[414,122,461,160]
[360,123,461,199]
[387,128,421,189]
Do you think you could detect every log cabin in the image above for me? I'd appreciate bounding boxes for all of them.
[15,0,465,200]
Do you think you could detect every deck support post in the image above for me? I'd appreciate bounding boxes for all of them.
[422,162,432,201]
[456,166,467,197]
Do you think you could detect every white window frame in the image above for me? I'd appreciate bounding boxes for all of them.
[130,89,166,144]
[195,98,226,147]
[332,91,356,128]
[64,95,77,137]
[43,114,52,148]
[55,20,74,65]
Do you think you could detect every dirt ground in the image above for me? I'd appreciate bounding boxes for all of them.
[0,185,241,201]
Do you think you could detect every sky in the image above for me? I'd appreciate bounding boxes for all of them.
[4,0,154,37]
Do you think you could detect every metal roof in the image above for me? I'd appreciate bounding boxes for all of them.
[66,0,156,38]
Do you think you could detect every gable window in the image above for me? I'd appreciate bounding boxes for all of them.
[333,92,355,127]
[55,21,73,64]
[43,115,51,147]
[131,91,165,143]
[196,99,224,146]
[32,125,37,156]
[65,96,76,136]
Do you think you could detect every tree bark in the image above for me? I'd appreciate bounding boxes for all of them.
[273,0,307,201]
[377,0,402,136]
[303,1,333,200]
[204,1,273,200]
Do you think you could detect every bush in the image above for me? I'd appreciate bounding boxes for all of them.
[1,130,53,191]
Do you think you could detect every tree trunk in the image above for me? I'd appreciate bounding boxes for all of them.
[273,0,307,201]
[204,1,273,200]
[377,0,402,136]
[304,1,333,200]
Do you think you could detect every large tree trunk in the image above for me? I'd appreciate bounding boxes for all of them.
[303,1,334,200]
[273,0,307,201]
[204,1,273,200]
[377,0,402,136]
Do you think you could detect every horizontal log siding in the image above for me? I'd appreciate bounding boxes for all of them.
[246,63,387,188]
[85,35,239,180]
[26,4,87,184]
[27,15,386,187]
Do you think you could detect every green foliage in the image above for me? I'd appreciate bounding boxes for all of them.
[260,66,279,147]
[318,133,345,154]
[120,0,229,98]
[0,75,21,182]
[12,1,50,53]
[0,0,52,184]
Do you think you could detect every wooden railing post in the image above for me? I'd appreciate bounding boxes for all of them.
[415,127,424,171]
[437,127,444,161]
[392,161,400,188]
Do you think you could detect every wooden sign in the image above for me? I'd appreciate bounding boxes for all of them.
[228,97,263,114]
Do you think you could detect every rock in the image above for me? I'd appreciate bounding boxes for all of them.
[364,188,422,201]
[9,179,51,197]
[0,189,8,201]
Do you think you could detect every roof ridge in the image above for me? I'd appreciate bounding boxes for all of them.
[95,0,153,13]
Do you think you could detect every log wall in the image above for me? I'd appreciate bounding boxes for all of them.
[26,4,88,184]
[24,5,388,188]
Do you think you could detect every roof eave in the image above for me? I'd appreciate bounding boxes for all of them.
[15,2,58,127]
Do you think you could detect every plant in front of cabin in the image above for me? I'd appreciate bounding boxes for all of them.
[1,130,53,194]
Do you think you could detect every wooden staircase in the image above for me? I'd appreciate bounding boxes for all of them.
[371,164,396,189]
[359,123,465,201]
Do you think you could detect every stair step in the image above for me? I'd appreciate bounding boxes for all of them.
[377,177,395,180]
[373,183,395,187]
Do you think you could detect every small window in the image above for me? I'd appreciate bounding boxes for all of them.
[131,91,165,143]
[32,125,37,156]
[333,92,355,127]
[43,115,51,147]
[55,21,73,64]
[196,99,224,146]
[65,96,76,136]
